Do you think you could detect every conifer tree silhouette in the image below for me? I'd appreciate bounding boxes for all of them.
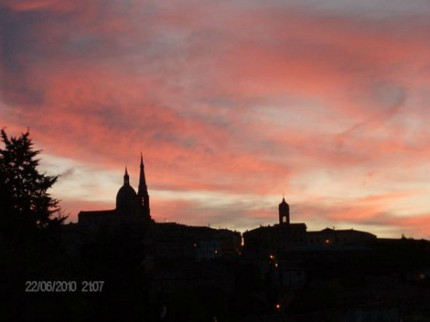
[0,128,66,233]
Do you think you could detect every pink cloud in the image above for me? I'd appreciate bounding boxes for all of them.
[1,0,430,237]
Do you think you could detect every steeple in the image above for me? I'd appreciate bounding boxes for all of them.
[137,153,151,220]
[138,153,147,190]
[124,167,130,185]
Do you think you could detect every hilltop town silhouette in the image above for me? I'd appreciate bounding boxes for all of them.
[3,154,430,321]
[69,157,430,321]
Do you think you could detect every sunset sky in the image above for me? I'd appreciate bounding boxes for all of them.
[1,0,430,238]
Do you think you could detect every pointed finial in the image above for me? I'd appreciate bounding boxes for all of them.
[124,166,130,184]
[140,152,144,167]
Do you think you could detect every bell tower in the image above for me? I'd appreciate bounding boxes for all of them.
[279,197,290,225]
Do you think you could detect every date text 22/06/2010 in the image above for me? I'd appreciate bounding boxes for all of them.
[25,281,104,293]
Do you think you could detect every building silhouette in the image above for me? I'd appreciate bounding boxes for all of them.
[308,227,376,245]
[78,155,153,227]
[76,156,241,260]
[279,197,290,225]
[243,197,307,254]
[244,196,377,255]
[57,161,430,322]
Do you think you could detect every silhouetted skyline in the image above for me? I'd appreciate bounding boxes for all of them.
[1,1,430,239]
[2,130,430,322]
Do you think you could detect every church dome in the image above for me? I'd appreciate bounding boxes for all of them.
[116,168,138,213]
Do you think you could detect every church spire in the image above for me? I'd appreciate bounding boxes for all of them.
[137,153,151,220]
[139,153,147,189]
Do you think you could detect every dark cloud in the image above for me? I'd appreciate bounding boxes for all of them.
[59,167,75,179]
[0,8,44,105]
[371,81,407,112]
